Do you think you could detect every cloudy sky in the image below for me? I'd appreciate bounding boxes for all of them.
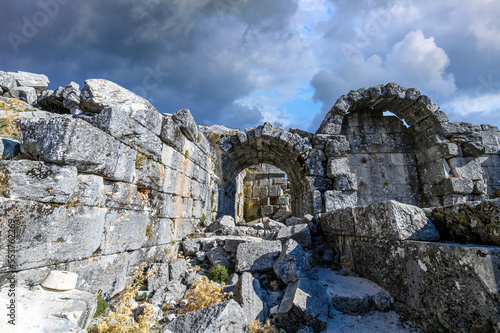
[1,0,499,132]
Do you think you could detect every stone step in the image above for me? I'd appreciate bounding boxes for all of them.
[326,310,423,333]
[314,267,393,314]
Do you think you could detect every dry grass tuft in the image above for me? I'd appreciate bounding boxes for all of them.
[177,276,232,315]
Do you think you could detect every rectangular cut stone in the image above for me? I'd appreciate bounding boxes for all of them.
[323,190,357,212]
[5,160,78,204]
[160,115,187,152]
[268,185,283,197]
[145,218,173,247]
[448,157,484,180]
[0,198,105,272]
[101,209,149,255]
[332,239,500,333]
[103,181,144,210]
[20,116,136,182]
[78,104,163,160]
[236,240,282,272]
[76,174,104,206]
[321,200,439,241]
[326,157,350,179]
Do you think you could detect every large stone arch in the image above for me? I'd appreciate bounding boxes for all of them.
[317,83,495,207]
[217,122,316,218]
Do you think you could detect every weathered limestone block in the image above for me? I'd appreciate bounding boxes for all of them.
[335,238,500,333]
[80,80,160,133]
[440,177,474,195]
[274,239,311,283]
[4,160,78,204]
[169,258,190,281]
[79,103,163,160]
[325,136,350,157]
[145,218,173,247]
[0,285,96,332]
[320,200,440,241]
[428,198,500,245]
[263,218,287,232]
[20,116,136,182]
[0,198,105,271]
[134,157,165,191]
[76,174,104,206]
[6,86,37,105]
[12,71,50,91]
[305,149,326,176]
[448,157,484,180]
[165,300,248,333]
[326,157,350,179]
[277,224,312,248]
[207,246,231,266]
[182,238,201,256]
[236,240,282,272]
[268,185,283,197]
[334,172,358,191]
[101,209,149,255]
[317,267,393,314]
[171,108,199,143]
[0,138,20,159]
[234,272,268,322]
[207,215,235,234]
[323,190,357,212]
[103,181,144,210]
[0,71,16,91]
[275,278,330,333]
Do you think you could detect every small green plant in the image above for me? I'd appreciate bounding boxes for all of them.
[145,224,153,237]
[93,291,109,318]
[184,150,189,159]
[0,155,15,193]
[135,152,148,168]
[208,264,230,283]
[140,292,147,301]
[200,213,207,223]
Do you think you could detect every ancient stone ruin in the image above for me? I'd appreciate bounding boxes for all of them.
[0,70,499,332]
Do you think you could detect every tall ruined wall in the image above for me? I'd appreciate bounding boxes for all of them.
[0,76,219,297]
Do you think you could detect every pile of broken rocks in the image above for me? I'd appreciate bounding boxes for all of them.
[89,215,422,333]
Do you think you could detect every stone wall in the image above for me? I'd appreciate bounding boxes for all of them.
[241,163,291,221]
[0,77,220,297]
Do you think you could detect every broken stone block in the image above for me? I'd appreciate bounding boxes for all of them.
[4,160,78,204]
[182,238,201,256]
[158,280,187,304]
[0,285,95,331]
[207,246,231,266]
[233,272,268,321]
[323,190,357,212]
[326,157,350,178]
[6,86,37,105]
[165,300,248,332]
[277,224,312,248]
[0,71,16,91]
[171,108,199,143]
[263,218,287,232]
[12,71,50,91]
[286,216,305,226]
[274,239,311,283]
[0,138,21,159]
[169,258,190,281]
[207,215,235,234]
[160,115,187,152]
[428,198,500,245]
[325,136,350,157]
[20,116,136,182]
[78,102,163,160]
[275,278,330,333]
[236,240,282,272]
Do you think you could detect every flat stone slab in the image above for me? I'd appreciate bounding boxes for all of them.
[0,285,96,332]
[315,267,393,313]
[326,310,421,333]
[236,240,282,272]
